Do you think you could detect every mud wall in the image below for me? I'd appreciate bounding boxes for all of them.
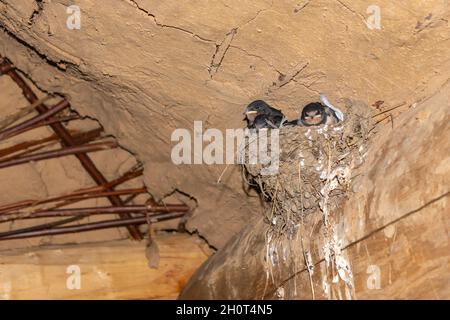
[1,0,449,249]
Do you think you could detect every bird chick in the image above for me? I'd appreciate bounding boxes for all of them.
[244,100,285,129]
[298,102,340,127]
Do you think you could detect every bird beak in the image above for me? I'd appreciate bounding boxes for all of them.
[244,111,258,121]
[244,110,257,122]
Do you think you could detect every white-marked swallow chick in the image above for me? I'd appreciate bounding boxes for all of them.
[298,95,344,127]
[244,100,285,129]
[298,102,339,126]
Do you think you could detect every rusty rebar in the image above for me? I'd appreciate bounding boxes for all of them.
[2,140,59,161]
[0,100,70,141]
[0,215,83,238]
[35,187,147,207]
[5,115,90,144]
[0,140,118,169]
[0,212,185,241]
[0,165,144,215]
[0,135,58,159]
[0,56,142,239]
[0,128,102,161]
[0,204,189,224]
[45,165,144,209]
[0,96,52,131]
[0,187,147,216]
[6,129,104,161]
[0,203,189,221]
[0,191,143,238]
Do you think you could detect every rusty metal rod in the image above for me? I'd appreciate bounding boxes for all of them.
[0,166,144,215]
[0,200,34,214]
[43,174,144,211]
[0,135,58,159]
[0,128,103,161]
[0,140,118,169]
[9,115,82,138]
[41,115,81,125]
[2,204,188,217]
[0,131,113,214]
[0,204,189,223]
[4,140,60,161]
[6,128,104,160]
[0,212,185,241]
[0,192,142,238]
[46,166,144,209]
[0,100,70,141]
[2,58,143,239]
[0,187,146,215]
[0,96,52,131]
[33,187,147,208]
[0,216,82,238]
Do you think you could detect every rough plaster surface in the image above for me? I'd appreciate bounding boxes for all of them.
[1,0,449,248]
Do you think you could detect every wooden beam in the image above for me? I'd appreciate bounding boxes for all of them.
[0,234,210,299]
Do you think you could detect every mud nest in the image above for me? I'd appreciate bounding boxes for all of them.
[243,101,372,236]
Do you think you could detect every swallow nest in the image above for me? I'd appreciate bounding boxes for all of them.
[243,101,372,236]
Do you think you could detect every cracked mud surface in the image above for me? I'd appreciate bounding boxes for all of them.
[1,0,449,248]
